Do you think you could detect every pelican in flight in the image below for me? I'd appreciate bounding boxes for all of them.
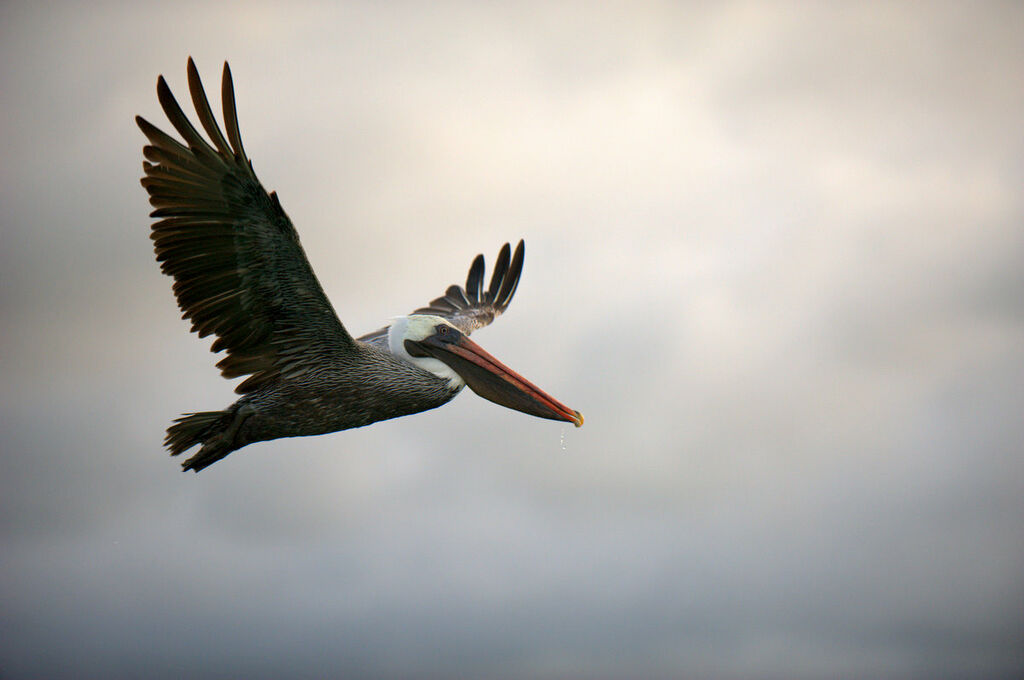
[137,59,582,472]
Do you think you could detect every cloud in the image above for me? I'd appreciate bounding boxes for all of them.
[2,2,1023,678]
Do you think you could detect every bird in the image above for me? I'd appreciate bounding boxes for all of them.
[136,58,583,472]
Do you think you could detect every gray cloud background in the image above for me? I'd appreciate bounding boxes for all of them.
[2,2,1022,678]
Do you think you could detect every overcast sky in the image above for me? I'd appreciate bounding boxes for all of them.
[2,1,1023,678]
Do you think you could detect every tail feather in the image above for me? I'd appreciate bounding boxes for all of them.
[165,411,233,473]
[165,411,224,455]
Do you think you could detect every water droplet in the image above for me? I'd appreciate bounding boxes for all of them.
[560,428,567,451]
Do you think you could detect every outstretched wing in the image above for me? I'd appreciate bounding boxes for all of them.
[137,58,355,394]
[358,240,525,346]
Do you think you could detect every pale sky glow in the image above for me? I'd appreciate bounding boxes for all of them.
[2,2,1023,678]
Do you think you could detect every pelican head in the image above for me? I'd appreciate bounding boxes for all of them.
[390,314,583,427]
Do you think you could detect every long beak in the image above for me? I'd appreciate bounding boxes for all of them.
[410,334,583,427]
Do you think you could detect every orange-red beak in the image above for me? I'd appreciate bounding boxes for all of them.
[407,329,583,427]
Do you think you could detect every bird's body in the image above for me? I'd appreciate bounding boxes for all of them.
[167,343,459,471]
[138,59,581,472]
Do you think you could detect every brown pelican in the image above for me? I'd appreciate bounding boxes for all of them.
[137,58,583,472]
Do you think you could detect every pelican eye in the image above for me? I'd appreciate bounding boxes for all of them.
[435,323,460,343]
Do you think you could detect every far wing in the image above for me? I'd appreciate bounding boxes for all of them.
[358,240,525,346]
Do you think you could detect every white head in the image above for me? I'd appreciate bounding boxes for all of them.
[388,315,466,389]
